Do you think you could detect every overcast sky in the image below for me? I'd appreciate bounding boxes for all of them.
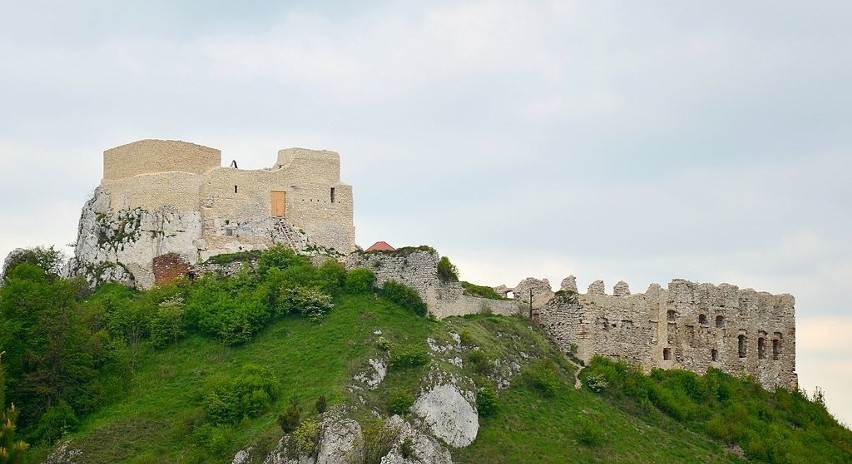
[1,1,851,426]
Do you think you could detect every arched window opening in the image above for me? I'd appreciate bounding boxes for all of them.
[758,337,766,359]
[711,349,718,362]
[738,335,747,358]
[715,315,725,328]
[698,314,708,326]
[772,336,782,360]
[667,310,677,322]
[663,348,672,360]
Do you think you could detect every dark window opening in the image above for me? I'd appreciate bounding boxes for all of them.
[663,348,672,360]
[711,349,718,361]
[699,314,708,325]
[330,187,336,203]
[772,339,781,360]
[758,337,766,359]
[715,315,725,328]
[234,185,238,194]
[738,335,747,358]
[667,310,677,322]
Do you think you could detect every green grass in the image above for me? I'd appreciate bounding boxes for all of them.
[25,295,851,464]
[55,295,433,463]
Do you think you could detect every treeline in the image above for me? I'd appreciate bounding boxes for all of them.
[0,246,424,446]
[582,356,852,463]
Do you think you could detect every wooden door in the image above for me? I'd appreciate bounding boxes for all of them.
[271,191,286,217]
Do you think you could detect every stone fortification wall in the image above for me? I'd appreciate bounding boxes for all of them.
[344,249,519,319]
[102,171,204,212]
[274,148,341,182]
[104,139,220,180]
[537,278,797,390]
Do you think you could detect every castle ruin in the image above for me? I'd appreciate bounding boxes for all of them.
[69,140,797,391]
[71,139,355,288]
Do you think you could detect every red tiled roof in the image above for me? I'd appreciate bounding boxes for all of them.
[365,241,395,252]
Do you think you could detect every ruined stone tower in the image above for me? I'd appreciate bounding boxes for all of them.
[70,139,355,288]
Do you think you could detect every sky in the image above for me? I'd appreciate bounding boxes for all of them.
[1,0,851,426]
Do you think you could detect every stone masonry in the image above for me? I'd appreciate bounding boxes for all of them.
[71,139,355,288]
[535,279,797,390]
[344,248,520,319]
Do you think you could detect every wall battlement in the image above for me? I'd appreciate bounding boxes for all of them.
[536,278,797,390]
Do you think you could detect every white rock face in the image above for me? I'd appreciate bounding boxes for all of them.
[412,384,478,448]
[380,415,453,464]
[317,417,363,464]
[70,188,203,288]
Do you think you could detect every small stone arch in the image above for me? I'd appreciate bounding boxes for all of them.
[715,315,725,328]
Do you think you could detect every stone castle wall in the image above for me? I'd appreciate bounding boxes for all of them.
[104,139,220,180]
[537,279,797,390]
[73,139,356,288]
[344,249,520,319]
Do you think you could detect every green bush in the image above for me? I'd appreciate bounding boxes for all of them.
[437,256,459,282]
[387,388,415,416]
[467,350,491,376]
[361,420,395,464]
[345,268,376,294]
[203,250,261,265]
[33,400,78,444]
[278,401,301,434]
[184,277,270,345]
[204,365,278,425]
[380,280,427,316]
[461,281,502,300]
[290,418,320,457]
[390,344,430,370]
[476,385,498,417]
[315,395,327,414]
[272,285,334,322]
[521,359,562,398]
[149,296,185,348]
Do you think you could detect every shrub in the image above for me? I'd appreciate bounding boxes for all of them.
[400,436,415,459]
[376,336,391,351]
[361,420,396,464]
[205,365,278,425]
[290,418,320,458]
[33,400,78,444]
[459,329,474,346]
[467,350,491,376]
[203,250,261,265]
[273,285,334,322]
[437,256,459,282]
[257,245,308,276]
[389,344,429,370]
[315,395,327,414]
[461,281,502,300]
[387,388,415,416]
[476,385,498,417]
[278,399,301,434]
[345,268,376,294]
[149,296,185,348]
[380,280,427,317]
[521,359,562,398]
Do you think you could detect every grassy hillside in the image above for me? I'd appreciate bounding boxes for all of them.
[2,247,849,463]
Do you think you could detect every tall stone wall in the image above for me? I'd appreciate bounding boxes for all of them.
[344,249,520,319]
[538,279,797,390]
[104,139,220,180]
[74,140,356,289]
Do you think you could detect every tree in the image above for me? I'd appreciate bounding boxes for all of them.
[437,256,459,282]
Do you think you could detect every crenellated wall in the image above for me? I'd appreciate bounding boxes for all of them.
[537,279,797,390]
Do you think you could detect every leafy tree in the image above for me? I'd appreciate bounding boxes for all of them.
[0,264,94,439]
[1,246,64,282]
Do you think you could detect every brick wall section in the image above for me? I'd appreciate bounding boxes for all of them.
[153,253,192,285]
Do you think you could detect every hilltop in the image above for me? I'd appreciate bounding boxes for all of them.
[0,247,849,463]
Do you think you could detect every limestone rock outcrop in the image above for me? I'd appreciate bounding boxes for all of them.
[411,383,478,448]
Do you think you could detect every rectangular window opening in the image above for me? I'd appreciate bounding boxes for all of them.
[330,187,336,203]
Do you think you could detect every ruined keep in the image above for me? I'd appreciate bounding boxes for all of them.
[70,139,355,288]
